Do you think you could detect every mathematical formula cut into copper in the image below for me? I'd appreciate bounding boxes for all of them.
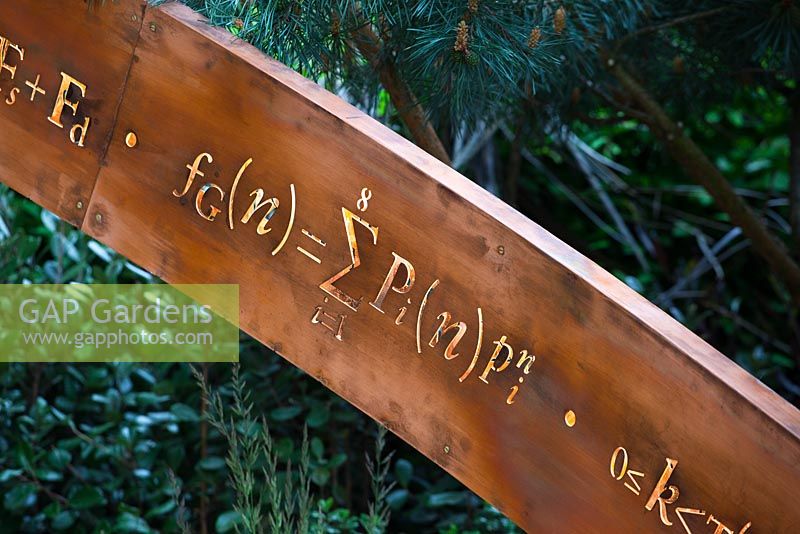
[0,33,92,147]
[609,446,753,534]
[169,151,540,407]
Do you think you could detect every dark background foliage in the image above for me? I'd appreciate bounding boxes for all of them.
[2,0,800,531]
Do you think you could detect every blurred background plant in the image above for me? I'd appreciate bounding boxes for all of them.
[2,0,800,531]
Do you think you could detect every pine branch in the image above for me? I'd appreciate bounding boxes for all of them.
[615,6,732,50]
[353,23,451,165]
[608,59,800,306]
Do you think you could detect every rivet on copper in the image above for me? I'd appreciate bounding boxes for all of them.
[125,131,138,148]
[564,410,576,428]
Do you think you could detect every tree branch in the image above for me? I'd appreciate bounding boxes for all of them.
[585,81,652,123]
[353,24,451,165]
[608,60,800,305]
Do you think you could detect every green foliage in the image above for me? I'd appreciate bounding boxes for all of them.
[360,425,393,533]
[152,1,800,127]
[541,83,798,394]
[154,0,652,125]
[594,5,790,123]
[190,363,315,533]
[187,365,402,534]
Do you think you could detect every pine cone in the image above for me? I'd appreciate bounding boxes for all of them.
[468,0,479,14]
[454,20,470,54]
[554,6,567,35]
[527,27,542,49]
